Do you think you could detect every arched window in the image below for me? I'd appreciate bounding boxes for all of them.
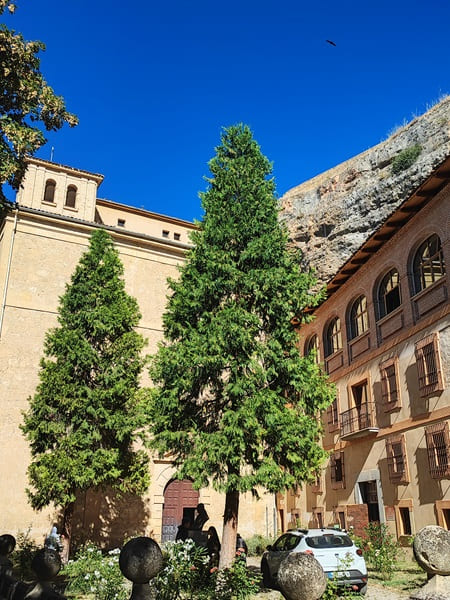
[413,234,445,294]
[324,317,342,357]
[349,295,369,339]
[378,269,401,318]
[43,179,56,203]
[65,185,77,208]
[305,334,320,364]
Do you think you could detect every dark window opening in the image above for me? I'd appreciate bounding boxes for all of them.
[44,179,56,203]
[399,507,412,535]
[349,295,369,339]
[117,219,126,227]
[65,185,77,208]
[162,230,170,238]
[413,234,445,294]
[174,232,181,241]
[378,269,401,318]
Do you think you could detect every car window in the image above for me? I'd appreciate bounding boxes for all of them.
[272,534,302,551]
[305,534,353,548]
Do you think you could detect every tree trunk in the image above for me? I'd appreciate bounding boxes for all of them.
[219,489,239,569]
[62,501,74,560]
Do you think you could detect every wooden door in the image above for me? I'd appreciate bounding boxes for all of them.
[161,479,199,542]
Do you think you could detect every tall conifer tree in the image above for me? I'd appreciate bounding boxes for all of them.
[149,125,334,567]
[22,229,149,546]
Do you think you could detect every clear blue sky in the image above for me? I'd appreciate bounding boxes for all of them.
[4,0,450,222]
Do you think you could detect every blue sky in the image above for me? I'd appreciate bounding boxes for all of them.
[4,0,450,222]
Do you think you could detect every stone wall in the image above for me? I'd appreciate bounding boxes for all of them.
[280,96,450,285]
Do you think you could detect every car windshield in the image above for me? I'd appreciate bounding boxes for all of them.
[272,534,302,551]
[305,534,353,549]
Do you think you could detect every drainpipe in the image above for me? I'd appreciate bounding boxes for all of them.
[0,205,19,338]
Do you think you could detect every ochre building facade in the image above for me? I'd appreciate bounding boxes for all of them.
[290,156,450,540]
[0,158,277,546]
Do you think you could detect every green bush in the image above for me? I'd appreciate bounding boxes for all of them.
[245,534,274,557]
[63,544,129,600]
[11,528,41,580]
[363,522,399,580]
[391,144,422,174]
[150,538,260,599]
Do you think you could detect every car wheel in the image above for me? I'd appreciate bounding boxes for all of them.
[261,558,272,589]
[359,583,368,595]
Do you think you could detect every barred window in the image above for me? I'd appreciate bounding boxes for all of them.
[386,435,409,483]
[425,422,450,479]
[331,452,345,489]
[378,269,401,318]
[325,317,342,357]
[380,357,401,410]
[413,234,446,294]
[349,295,369,339]
[43,179,56,203]
[415,333,444,397]
[327,397,339,433]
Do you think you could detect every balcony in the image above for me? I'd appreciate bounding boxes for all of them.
[340,402,379,439]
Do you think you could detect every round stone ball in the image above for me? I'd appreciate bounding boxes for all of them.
[31,548,61,580]
[277,552,327,600]
[119,537,163,584]
[413,525,450,575]
[0,534,16,556]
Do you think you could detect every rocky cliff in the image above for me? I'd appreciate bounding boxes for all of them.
[279,96,450,285]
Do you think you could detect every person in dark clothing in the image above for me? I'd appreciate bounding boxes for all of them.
[206,526,221,568]
[175,517,192,541]
[193,503,209,530]
[236,533,248,563]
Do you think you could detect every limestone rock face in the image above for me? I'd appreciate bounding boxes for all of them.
[413,525,450,576]
[279,96,450,286]
[277,552,327,600]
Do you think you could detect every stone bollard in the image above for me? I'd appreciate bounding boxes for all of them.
[410,525,450,600]
[26,547,65,599]
[277,552,327,600]
[0,534,16,575]
[119,536,163,600]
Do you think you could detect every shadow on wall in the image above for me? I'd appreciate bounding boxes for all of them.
[415,446,443,505]
[70,488,151,551]
[405,363,430,419]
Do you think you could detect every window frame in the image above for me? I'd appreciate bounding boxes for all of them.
[349,295,369,339]
[330,451,345,489]
[65,184,77,208]
[425,421,450,479]
[412,234,446,294]
[43,179,56,203]
[385,434,409,484]
[378,269,401,319]
[380,357,401,411]
[324,317,342,357]
[415,333,444,397]
[305,334,321,364]
[326,395,340,433]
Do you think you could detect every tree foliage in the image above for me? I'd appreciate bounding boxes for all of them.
[22,229,149,523]
[0,1,78,207]
[148,124,334,564]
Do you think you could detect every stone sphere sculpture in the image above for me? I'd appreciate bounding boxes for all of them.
[31,548,61,580]
[413,525,450,576]
[120,537,163,600]
[277,552,327,600]
[0,534,16,556]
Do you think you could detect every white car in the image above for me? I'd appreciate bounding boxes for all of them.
[261,528,368,595]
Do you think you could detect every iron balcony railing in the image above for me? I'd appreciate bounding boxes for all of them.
[340,402,378,438]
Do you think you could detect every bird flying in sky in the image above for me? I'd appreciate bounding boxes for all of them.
[326,39,337,46]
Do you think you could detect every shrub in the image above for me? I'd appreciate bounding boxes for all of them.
[63,544,128,600]
[245,534,274,557]
[391,144,422,174]
[150,538,260,599]
[363,522,398,580]
[11,528,41,580]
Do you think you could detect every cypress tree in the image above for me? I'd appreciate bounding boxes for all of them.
[22,229,149,547]
[149,125,334,567]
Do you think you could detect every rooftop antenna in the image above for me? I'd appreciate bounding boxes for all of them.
[50,146,54,161]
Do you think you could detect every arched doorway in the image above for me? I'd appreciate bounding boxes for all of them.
[161,479,199,542]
